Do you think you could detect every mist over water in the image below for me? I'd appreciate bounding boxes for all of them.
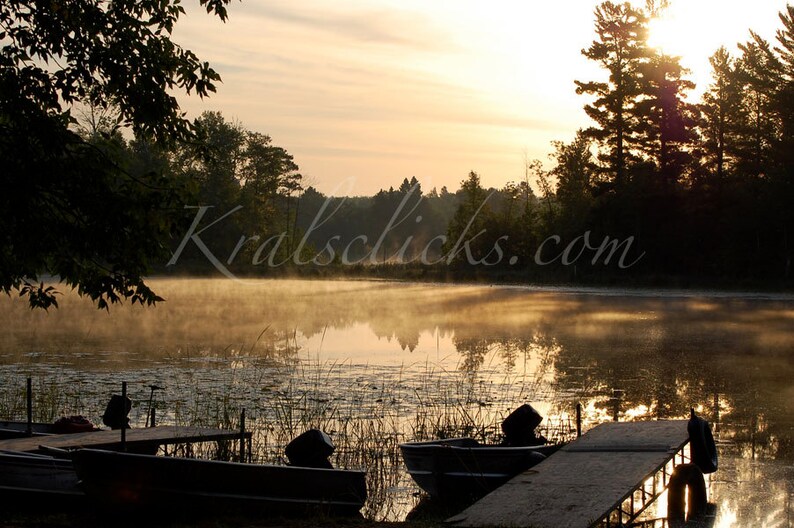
[1,278,793,525]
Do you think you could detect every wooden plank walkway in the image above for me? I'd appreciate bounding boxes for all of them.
[0,426,249,453]
[446,420,689,528]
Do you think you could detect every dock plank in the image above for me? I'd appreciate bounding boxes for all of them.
[446,420,688,528]
[0,426,249,453]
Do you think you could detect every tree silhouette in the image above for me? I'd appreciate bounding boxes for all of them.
[1,0,231,309]
[636,50,698,186]
[700,48,746,182]
[736,34,783,178]
[576,1,649,188]
[551,132,597,236]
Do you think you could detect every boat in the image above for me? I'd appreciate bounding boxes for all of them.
[0,420,58,439]
[400,437,562,500]
[0,450,83,507]
[0,417,98,439]
[401,404,564,500]
[1,393,124,440]
[71,448,368,515]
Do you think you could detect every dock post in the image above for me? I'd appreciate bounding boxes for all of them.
[120,381,127,452]
[145,385,162,428]
[576,402,582,438]
[612,389,623,422]
[150,407,156,428]
[239,409,246,462]
[26,377,32,437]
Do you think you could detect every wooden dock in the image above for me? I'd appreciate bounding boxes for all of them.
[446,420,689,528]
[0,425,250,453]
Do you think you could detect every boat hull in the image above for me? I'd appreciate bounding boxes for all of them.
[0,421,57,439]
[0,419,98,439]
[400,438,561,500]
[0,451,83,508]
[72,449,367,516]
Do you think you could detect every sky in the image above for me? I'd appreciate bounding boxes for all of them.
[173,0,788,196]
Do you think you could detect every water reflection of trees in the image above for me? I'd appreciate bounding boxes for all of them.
[287,284,794,462]
[2,280,793,461]
[452,335,558,379]
[542,298,794,463]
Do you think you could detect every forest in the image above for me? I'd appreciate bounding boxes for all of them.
[5,0,794,310]
[162,1,794,286]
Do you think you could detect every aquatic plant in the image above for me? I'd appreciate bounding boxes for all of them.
[0,347,573,521]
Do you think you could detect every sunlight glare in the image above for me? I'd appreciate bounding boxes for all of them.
[647,16,681,56]
[646,10,715,94]
[645,0,782,97]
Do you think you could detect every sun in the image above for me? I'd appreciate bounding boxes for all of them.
[643,0,787,97]
[645,3,722,63]
[647,16,681,56]
[646,8,722,97]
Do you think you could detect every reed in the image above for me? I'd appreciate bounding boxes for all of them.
[0,375,89,423]
[0,348,572,521]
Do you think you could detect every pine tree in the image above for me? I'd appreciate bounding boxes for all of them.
[575,1,650,188]
[700,48,746,181]
[444,172,493,264]
[774,5,794,170]
[635,50,698,186]
[736,34,783,177]
[550,132,597,237]
[772,5,794,278]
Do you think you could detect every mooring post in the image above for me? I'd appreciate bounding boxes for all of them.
[612,389,623,422]
[239,408,246,462]
[26,377,33,437]
[576,402,582,438]
[120,381,127,452]
[145,385,162,428]
[150,407,156,428]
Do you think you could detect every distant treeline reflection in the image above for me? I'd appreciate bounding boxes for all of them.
[2,280,791,464]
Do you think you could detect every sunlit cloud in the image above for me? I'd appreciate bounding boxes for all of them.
[242,2,446,49]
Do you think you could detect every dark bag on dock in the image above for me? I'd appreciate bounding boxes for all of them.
[53,415,95,434]
[102,395,132,429]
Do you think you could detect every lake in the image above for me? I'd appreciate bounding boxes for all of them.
[1,278,793,525]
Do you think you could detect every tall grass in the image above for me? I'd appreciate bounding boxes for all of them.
[0,376,89,422]
[0,347,574,521]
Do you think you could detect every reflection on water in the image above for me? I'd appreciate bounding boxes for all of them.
[1,278,793,525]
[711,457,794,527]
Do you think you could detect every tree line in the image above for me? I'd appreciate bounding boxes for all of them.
[438,1,794,284]
[519,1,794,283]
[216,1,794,284]
[4,1,794,309]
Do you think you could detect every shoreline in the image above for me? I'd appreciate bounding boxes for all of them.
[145,270,794,301]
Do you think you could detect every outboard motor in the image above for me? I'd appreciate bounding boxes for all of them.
[501,404,545,446]
[102,394,132,430]
[285,429,335,469]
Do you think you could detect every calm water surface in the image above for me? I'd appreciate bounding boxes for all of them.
[1,278,793,525]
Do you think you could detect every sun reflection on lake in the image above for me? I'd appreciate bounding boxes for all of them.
[1,278,793,524]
